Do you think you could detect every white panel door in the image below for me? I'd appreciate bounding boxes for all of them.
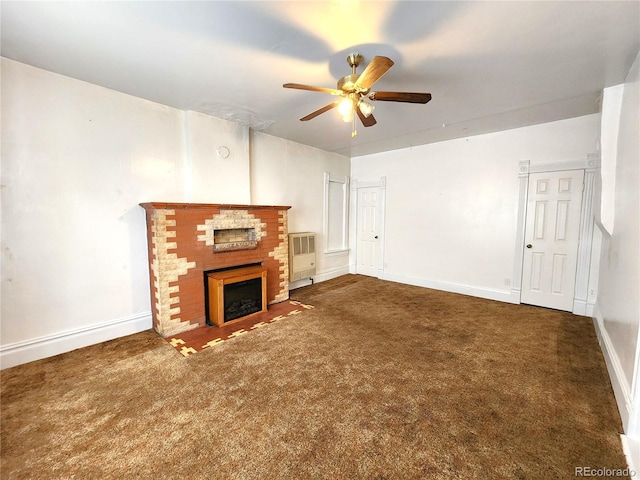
[356,187,380,277]
[521,169,584,311]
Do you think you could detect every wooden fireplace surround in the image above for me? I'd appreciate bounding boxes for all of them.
[206,265,268,327]
[140,202,291,337]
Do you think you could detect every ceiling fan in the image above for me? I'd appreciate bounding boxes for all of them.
[283,54,432,137]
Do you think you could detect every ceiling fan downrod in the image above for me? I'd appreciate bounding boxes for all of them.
[338,53,363,93]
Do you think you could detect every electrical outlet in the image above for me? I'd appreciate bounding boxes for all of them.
[504,278,511,286]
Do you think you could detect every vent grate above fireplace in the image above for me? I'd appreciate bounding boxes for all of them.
[213,228,257,251]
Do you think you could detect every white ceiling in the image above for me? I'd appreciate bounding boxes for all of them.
[2,1,639,157]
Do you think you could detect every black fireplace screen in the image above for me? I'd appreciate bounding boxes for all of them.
[223,277,262,322]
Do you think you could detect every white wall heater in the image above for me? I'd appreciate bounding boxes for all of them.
[289,232,316,281]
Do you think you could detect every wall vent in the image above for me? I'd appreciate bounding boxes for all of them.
[289,232,316,281]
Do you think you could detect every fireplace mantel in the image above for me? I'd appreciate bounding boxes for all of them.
[140,202,291,337]
[140,202,291,211]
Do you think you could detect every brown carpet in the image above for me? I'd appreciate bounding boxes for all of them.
[1,275,628,479]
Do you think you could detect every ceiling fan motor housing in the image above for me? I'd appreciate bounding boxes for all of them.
[339,53,368,93]
[338,74,362,93]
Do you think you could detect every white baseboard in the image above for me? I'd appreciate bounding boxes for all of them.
[289,266,351,291]
[289,278,314,290]
[0,312,152,370]
[592,305,632,429]
[573,298,595,317]
[313,266,350,283]
[381,272,517,304]
[621,434,640,477]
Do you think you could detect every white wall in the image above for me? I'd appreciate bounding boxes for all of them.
[0,58,348,368]
[187,111,251,204]
[592,51,640,463]
[250,131,351,282]
[351,114,600,300]
[599,85,625,234]
[1,58,186,366]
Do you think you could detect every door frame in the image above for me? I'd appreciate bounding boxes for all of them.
[350,176,387,277]
[512,155,600,315]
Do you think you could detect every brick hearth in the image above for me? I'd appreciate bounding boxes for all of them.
[140,203,291,337]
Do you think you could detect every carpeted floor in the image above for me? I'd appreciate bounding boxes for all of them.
[0,275,628,479]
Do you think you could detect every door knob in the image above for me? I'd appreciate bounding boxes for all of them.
[526,244,532,248]
[374,236,379,239]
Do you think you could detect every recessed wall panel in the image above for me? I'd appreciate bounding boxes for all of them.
[551,254,566,294]
[534,201,547,240]
[536,180,549,194]
[555,200,570,241]
[530,252,544,291]
[558,178,572,193]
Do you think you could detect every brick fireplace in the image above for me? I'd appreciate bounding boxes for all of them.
[140,203,291,337]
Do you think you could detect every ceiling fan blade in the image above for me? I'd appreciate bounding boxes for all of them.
[354,56,394,91]
[369,91,432,104]
[356,108,377,127]
[283,83,343,96]
[300,101,340,121]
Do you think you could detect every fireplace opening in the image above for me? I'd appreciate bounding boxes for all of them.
[205,264,267,327]
[224,278,262,322]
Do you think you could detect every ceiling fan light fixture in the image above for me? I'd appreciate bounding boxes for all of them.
[338,97,355,122]
[358,99,375,118]
[338,97,352,116]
